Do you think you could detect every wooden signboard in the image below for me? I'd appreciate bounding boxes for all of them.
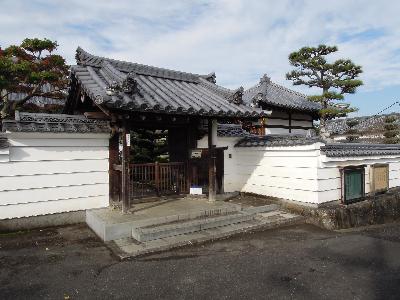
[370,164,389,194]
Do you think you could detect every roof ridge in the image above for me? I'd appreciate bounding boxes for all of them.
[76,47,206,83]
[269,81,308,99]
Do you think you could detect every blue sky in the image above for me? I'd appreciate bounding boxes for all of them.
[1,0,400,116]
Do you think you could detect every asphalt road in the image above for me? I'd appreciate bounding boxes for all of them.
[1,222,400,299]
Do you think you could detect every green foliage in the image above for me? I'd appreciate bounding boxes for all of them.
[383,115,399,144]
[130,129,169,163]
[345,119,360,142]
[286,44,363,139]
[0,38,69,119]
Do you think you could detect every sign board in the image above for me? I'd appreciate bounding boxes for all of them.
[191,150,202,158]
[341,166,365,204]
[126,134,131,147]
[371,164,389,193]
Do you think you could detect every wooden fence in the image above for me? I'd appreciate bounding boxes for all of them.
[128,162,189,199]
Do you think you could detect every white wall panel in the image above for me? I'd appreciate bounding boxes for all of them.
[0,183,108,205]
[0,133,110,219]
[10,146,108,162]
[0,159,108,177]
[0,195,108,219]
[0,172,108,192]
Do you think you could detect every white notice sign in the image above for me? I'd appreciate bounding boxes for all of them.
[126,134,131,146]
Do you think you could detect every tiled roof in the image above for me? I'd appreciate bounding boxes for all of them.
[235,134,322,147]
[9,83,66,107]
[326,114,400,136]
[2,112,110,134]
[69,47,265,118]
[217,124,252,137]
[321,143,400,157]
[242,74,321,113]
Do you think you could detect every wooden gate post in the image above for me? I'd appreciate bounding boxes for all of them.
[121,122,130,213]
[109,130,120,204]
[155,162,160,196]
[208,118,217,202]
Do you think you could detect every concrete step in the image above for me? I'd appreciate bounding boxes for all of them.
[132,212,254,242]
[86,203,242,242]
[242,204,280,214]
[111,210,304,259]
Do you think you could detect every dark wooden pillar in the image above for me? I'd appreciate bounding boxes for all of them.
[109,130,120,204]
[121,122,130,213]
[208,118,217,202]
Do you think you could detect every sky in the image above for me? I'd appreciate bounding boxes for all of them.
[1,0,400,116]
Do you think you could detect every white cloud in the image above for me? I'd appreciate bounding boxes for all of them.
[1,0,400,98]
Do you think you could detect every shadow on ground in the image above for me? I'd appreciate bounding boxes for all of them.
[1,222,400,299]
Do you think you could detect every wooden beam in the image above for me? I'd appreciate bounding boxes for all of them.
[121,121,130,213]
[109,133,120,204]
[84,111,110,120]
[208,118,217,202]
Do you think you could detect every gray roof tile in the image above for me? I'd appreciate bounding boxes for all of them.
[242,74,321,113]
[70,48,266,118]
[217,124,252,137]
[235,134,322,147]
[2,112,110,134]
[321,143,400,157]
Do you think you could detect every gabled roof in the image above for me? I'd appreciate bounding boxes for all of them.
[69,47,265,119]
[242,74,321,113]
[2,112,110,134]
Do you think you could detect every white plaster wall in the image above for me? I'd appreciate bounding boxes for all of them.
[234,144,322,204]
[318,155,400,203]
[0,132,110,219]
[200,133,400,205]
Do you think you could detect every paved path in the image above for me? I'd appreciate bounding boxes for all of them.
[1,222,400,299]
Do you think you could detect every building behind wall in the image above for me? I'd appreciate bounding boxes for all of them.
[241,74,320,135]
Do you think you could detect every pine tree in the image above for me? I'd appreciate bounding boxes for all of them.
[0,38,68,119]
[130,129,169,163]
[286,45,363,141]
[383,115,399,144]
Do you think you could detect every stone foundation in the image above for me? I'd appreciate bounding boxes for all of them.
[266,188,400,230]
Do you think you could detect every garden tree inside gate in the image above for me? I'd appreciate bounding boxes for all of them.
[0,38,68,119]
[286,45,363,140]
[383,115,399,144]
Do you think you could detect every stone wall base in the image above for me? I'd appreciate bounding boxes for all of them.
[277,189,400,230]
[0,211,86,233]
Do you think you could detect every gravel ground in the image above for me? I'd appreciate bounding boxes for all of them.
[1,222,400,299]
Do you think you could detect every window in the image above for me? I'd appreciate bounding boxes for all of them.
[370,164,389,194]
[341,166,365,204]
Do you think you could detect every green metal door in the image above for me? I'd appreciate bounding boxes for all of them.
[344,170,363,203]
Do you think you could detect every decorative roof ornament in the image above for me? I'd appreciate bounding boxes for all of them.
[250,92,264,108]
[260,74,271,85]
[228,87,244,105]
[260,74,271,84]
[203,72,216,84]
[105,72,138,100]
[94,94,105,105]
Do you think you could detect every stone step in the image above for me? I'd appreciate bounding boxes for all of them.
[132,211,254,242]
[111,210,304,259]
[242,204,280,214]
[86,203,242,242]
